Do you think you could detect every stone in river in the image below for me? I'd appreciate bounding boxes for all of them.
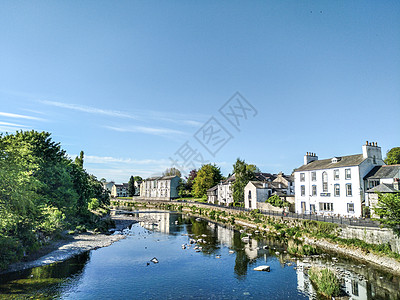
[254,265,270,272]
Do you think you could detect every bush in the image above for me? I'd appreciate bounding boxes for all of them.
[0,236,24,270]
[38,206,65,235]
[266,195,289,208]
[88,198,100,210]
[308,267,340,298]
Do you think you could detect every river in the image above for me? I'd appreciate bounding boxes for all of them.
[1,211,400,299]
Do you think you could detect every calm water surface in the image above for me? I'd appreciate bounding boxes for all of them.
[1,211,400,299]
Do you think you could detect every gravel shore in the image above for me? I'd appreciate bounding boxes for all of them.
[1,213,140,275]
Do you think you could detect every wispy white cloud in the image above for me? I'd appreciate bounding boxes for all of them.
[0,111,43,121]
[83,155,170,166]
[104,125,186,136]
[39,99,205,127]
[39,100,137,119]
[0,121,29,127]
[70,154,171,181]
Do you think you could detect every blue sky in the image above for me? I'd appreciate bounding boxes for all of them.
[1,1,399,182]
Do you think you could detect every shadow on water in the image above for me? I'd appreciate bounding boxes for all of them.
[0,252,90,299]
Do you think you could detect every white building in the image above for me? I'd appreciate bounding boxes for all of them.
[217,174,235,206]
[111,183,128,197]
[294,142,384,218]
[140,175,180,200]
[244,172,295,210]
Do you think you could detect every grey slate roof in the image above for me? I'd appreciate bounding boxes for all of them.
[146,175,179,181]
[366,183,399,193]
[248,181,268,189]
[364,165,400,180]
[295,154,366,172]
[207,185,218,192]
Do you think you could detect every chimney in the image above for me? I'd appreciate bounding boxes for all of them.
[304,152,318,165]
[362,141,383,163]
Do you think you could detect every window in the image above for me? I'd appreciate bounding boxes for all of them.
[312,185,317,196]
[334,184,340,196]
[301,185,305,196]
[300,173,305,182]
[248,190,252,200]
[322,171,328,192]
[310,204,315,213]
[345,168,351,179]
[334,169,339,180]
[347,203,355,213]
[311,171,316,181]
[368,180,380,189]
[319,202,333,211]
[346,183,352,196]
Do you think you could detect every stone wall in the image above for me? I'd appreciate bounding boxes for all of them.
[339,225,400,254]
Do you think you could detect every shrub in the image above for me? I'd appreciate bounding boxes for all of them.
[88,199,99,210]
[0,235,23,270]
[88,198,100,210]
[38,206,65,235]
[308,267,340,298]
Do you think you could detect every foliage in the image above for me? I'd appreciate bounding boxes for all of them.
[74,150,84,168]
[88,198,100,210]
[192,164,222,198]
[128,176,135,197]
[384,147,400,165]
[0,130,110,270]
[308,267,340,298]
[374,192,400,234]
[37,206,65,235]
[163,167,181,177]
[232,158,256,204]
[266,195,288,208]
[178,170,198,197]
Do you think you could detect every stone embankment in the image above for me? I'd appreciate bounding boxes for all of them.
[304,237,400,275]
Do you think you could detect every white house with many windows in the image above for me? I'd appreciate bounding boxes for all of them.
[140,175,180,200]
[294,142,385,217]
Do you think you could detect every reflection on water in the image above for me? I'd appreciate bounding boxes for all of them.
[1,211,400,299]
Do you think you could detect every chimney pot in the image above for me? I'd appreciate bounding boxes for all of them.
[366,141,368,145]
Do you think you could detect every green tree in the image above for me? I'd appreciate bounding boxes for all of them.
[374,192,400,234]
[163,167,181,177]
[0,130,110,270]
[232,158,256,204]
[192,164,222,198]
[128,176,136,197]
[133,176,143,182]
[74,150,84,168]
[385,147,400,165]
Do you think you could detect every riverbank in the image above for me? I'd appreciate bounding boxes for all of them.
[0,213,140,275]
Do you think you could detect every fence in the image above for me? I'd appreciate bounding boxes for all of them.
[187,201,382,228]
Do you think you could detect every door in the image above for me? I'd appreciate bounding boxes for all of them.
[301,201,306,214]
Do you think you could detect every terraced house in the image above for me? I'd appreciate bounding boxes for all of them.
[294,142,385,217]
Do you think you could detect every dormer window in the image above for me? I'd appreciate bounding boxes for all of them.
[331,157,341,163]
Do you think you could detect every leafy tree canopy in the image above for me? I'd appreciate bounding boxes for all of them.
[0,130,109,270]
[128,176,136,197]
[385,147,400,165]
[192,164,222,198]
[163,167,181,177]
[232,158,257,204]
[374,192,400,234]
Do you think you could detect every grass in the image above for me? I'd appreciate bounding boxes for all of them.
[308,267,340,298]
